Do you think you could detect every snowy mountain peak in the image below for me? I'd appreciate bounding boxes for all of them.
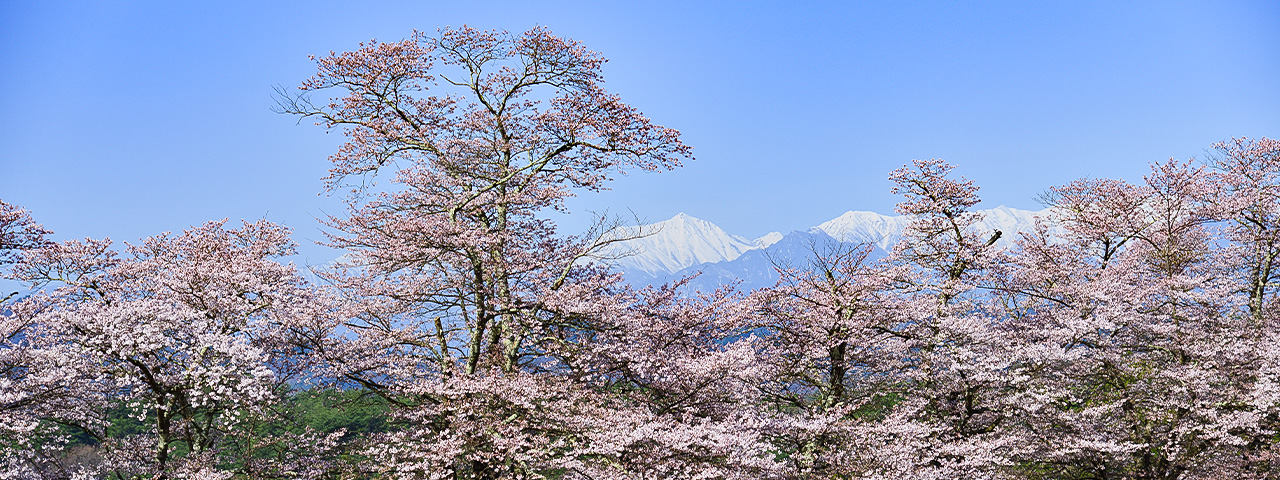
[811,206,1049,250]
[602,213,757,277]
[754,232,784,249]
[605,206,1053,280]
[811,211,913,249]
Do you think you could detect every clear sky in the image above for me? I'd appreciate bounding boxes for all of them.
[2,1,1278,265]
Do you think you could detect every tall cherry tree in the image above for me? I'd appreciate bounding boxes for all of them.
[872,159,1022,478]
[750,242,903,477]
[278,25,690,379]
[275,26,792,478]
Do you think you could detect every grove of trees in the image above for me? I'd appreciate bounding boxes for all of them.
[4,26,1280,480]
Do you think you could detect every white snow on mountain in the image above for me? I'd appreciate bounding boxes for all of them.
[976,205,1054,245]
[606,206,1053,279]
[753,232,784,249]
[604,212,757,277]
[811,211,914,250]
[812,205,1049,250]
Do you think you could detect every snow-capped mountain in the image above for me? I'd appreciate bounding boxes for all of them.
[812,205,1045,249]
[664,229,874,292]
[753,231,784,249]
[606,206,1051,290]
[811,211,914,250]
[603,212,763,277]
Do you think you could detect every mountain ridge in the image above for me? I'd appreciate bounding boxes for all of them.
[603,206,1051,288]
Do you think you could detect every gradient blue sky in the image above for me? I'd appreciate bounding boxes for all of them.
[2,1,1278,265]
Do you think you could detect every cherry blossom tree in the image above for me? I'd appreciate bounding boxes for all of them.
[538,278,779,478]
[3,219,346,479]
[749,242,903,477]
[869,159,1023,479]
[747,160,1026,479]
[277,23,690,377]
[274,26,794,478]
[0,200,78,480]
[987,154,1280,479]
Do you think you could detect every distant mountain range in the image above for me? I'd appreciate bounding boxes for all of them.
[602,206,1051,291]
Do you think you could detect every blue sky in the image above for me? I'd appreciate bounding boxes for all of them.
[2,1,1277,265]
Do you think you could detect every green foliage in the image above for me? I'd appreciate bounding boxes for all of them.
[852,391,903,421]
[289,387,392,439]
